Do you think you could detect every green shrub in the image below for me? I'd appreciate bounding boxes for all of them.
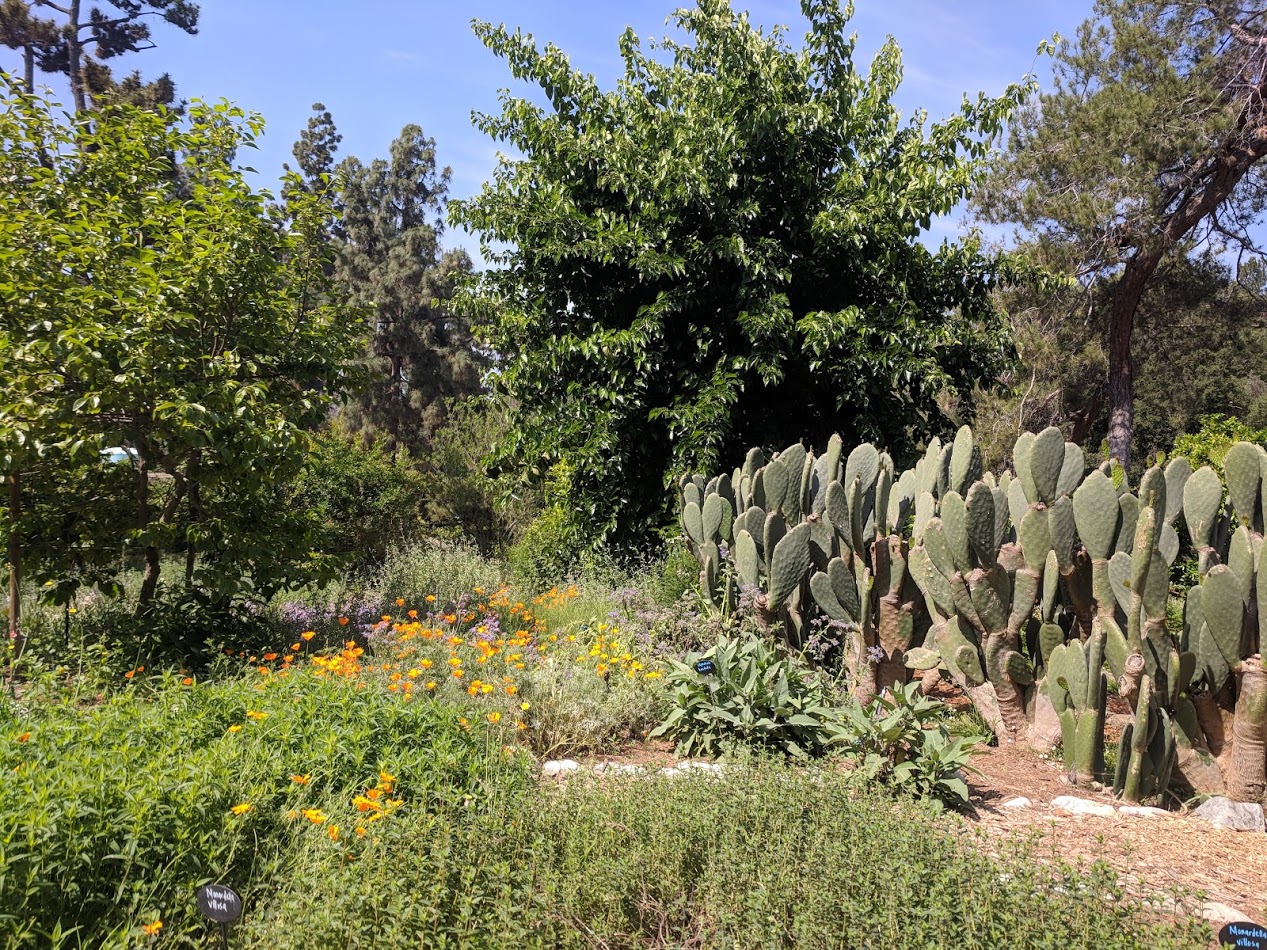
[835,682,988,811]
[507,461,590,588]
[649,536,700,606]
[422,395,540,554]
[651,631,839,758]
[293,431,426,567]
[1169,413,1267,474]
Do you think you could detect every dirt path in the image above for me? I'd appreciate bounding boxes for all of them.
[965,745,1267,925]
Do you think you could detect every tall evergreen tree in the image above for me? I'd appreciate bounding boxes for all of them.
[333,124,482,455]
[0,0,57,92]
[975,0,1267,468]
[0,0,198,111]
[283,102,342,249]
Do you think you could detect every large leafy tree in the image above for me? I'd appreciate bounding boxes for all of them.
[975,0,1267,469]
[452,0,1031,547]
[0,0,198,110]
[0,83,363,654]
[334,124,482,456]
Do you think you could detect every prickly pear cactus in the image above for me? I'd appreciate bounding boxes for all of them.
[1179,443,1267,802]
[1046,623,1107,785]
[679,472,737,612]
[808,440,921,701]
[679,433,926,700]
[903,427,1075,745]
[1112,674,1177,804]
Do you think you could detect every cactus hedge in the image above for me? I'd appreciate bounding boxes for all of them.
[680,426,1267,806]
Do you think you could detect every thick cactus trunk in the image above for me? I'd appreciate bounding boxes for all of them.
[1227,656,1267,803]
[874,537,914,694]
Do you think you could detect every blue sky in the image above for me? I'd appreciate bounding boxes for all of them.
[5,1,1096,258]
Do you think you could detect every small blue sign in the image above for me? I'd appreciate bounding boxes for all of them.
[1221,921,1267,949]
[694,659,716,675]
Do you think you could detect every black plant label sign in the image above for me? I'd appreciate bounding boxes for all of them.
[694,659,716,675]
[1221,921,1267,949]
[197,884,243,924]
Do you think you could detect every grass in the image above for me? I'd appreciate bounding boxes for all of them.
[1,662,527,947]
[239,762,1210,949]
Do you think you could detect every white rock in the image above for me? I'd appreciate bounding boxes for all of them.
[678,761,725,774]
[1001,797,1031,809]
[1051,795,1116,818]
[541,759,580,778]
[658,767,683,778]
[1192,796,1266,832]
[1201,901,1248,927]
[1118,805,1170,819]
[592,762,645,776]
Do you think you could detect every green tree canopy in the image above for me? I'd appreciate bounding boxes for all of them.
[452,0,1032,546]
[0,82,363,645]
[975,0,1267,468]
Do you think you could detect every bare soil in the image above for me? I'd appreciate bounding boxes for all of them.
[965,743,1267,924]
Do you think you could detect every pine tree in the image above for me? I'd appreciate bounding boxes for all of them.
[0,0,198,111]
[333,124,482,455]
[975,0,1267,468]
[284,102,343,248]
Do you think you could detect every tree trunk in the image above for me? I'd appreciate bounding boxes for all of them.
[23,45,34,94]
[138,473,186,608]
[7,472,22,670]
[1227,656,1267,803]
[1104,254,1161,470]
[68,0,85,113]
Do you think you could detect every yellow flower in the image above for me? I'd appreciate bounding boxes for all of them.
[424,681,437,690]
[520,701,531,711]
[230,802,252,815]
[301,630,316,641]
[425,594,436,603]
[246,710,268,721]
[354,794,382,813]
[291,774,310,785]
[327,824,340,841]
[301,808,328,824]
[141,921,162,937]
[487,711,502,724]
[227,725,243,733]
[355,825,367,837]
